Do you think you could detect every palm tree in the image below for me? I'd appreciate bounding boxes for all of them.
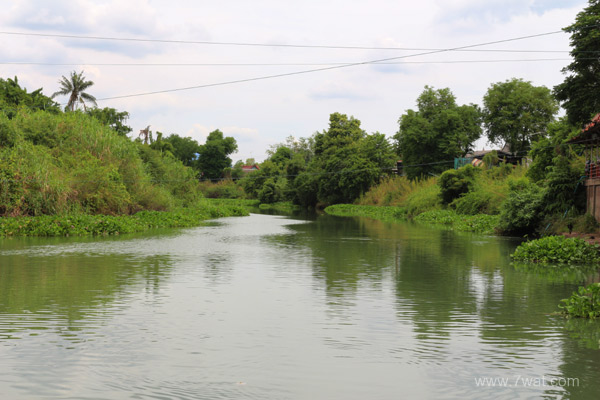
[52,71,97,111]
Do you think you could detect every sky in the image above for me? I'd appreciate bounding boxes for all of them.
[0,0,588,162]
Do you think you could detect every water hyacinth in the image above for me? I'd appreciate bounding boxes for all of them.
[512,235,600,264]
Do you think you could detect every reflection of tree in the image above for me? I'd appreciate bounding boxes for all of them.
[282,215,401,296]
[0,251,173,339]
[554,319,600,399]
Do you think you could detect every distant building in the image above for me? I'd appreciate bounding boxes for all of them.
[241,164,260,174]
[455,145,524,169]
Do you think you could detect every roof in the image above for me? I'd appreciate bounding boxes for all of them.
[567,113,600,145]
[241,164,260,171]
[467,149,512,159]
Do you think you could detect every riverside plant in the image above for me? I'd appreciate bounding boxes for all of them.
[511,235,600,264]
[0,202,248,237]
[413,209,499,235]
[559,283,600,319]
[324,204,407,222]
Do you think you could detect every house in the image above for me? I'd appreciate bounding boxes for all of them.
[241,164,260,174]
[566,113,600,221]
[454,145,524,169]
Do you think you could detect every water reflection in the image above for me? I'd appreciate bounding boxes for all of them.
[1,213,600,399]
[0,248,174,341]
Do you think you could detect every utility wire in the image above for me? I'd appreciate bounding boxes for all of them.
[0,30,566,51]
[0,58,580,67]
[92,30,568,102]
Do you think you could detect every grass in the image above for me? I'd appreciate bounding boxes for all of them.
[0,200,248,237]
[413,209,500,235]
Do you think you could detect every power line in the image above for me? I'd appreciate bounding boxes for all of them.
[93,30,568,102]
[0,58,579,67]
[0,30,566,51]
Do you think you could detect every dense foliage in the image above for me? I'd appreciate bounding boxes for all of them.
[482,78,558,155]
[0,77,61,117]
[413,209,499,235]
[554,0,600,127]
[438,164,478,204]
[242,113,395,207]
[512,236,600,264]
[197,130,238,182]
[394,86,482,179]
[0,110,201,216]
[560,283,600,319]
[0,202,248,237]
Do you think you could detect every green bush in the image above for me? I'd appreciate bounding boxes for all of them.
[511,235,600,264]
[559,283,600,319]
[452,190,496,215]
[438,164,478,204]
[497,178,544,235]
[199,180,245,199]
[404,181,442,216]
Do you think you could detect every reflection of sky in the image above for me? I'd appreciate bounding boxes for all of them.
[0,213,596,399]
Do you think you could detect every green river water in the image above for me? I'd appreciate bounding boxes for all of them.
[1,212,599,399]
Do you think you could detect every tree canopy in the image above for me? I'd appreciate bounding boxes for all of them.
[86,107,132,136]
[197,130,238,181]
[554,0,600,127]
[482,78,558,156]
[163,134,202,167]
[52,71,97,112]
[394,86,482,179]
[0,77,60,117]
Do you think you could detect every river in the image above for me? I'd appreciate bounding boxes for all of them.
[1,212,599,399]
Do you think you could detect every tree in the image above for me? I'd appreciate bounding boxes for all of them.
[394,86,482,179]
[0,76,60,117]
[163,134,202,167]
[291,112,395,205]
[197,130,238,181]
[52,71,97,111]
[554,1,600,127]
[483,78,558,157]
[86,107,132,136]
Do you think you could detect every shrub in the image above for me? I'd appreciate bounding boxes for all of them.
[404,178,442,216]
[497,178,544,235]
[511,235,600,264]
[199,180,245,199]
[438,164,478,204]
[559,283,600,319]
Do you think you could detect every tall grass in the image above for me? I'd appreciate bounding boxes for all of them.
[0,110,202,216]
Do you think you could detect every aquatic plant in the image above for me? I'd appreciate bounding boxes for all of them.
[511,235,600,264]
[324,204,407,222]
[413,210,499,235]
[0,201,248,237]
[559,283,600,319]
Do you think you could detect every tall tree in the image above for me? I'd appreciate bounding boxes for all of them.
[86,107,131,136]
[197,130,238,181]
[52,71,97,111]
[163,134,202,167]
[483,78,558,156]
[291,112,395,205]
[554,0,600,127]
[394,86,482,179]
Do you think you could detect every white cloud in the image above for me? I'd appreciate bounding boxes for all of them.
[0,0,589,162]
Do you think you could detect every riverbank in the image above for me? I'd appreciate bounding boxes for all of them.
[0,200,248,237]
[324,204,499,235]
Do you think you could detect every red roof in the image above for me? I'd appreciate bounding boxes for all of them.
[567,113,600,144]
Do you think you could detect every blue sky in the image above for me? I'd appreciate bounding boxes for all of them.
[0,0,588,161]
